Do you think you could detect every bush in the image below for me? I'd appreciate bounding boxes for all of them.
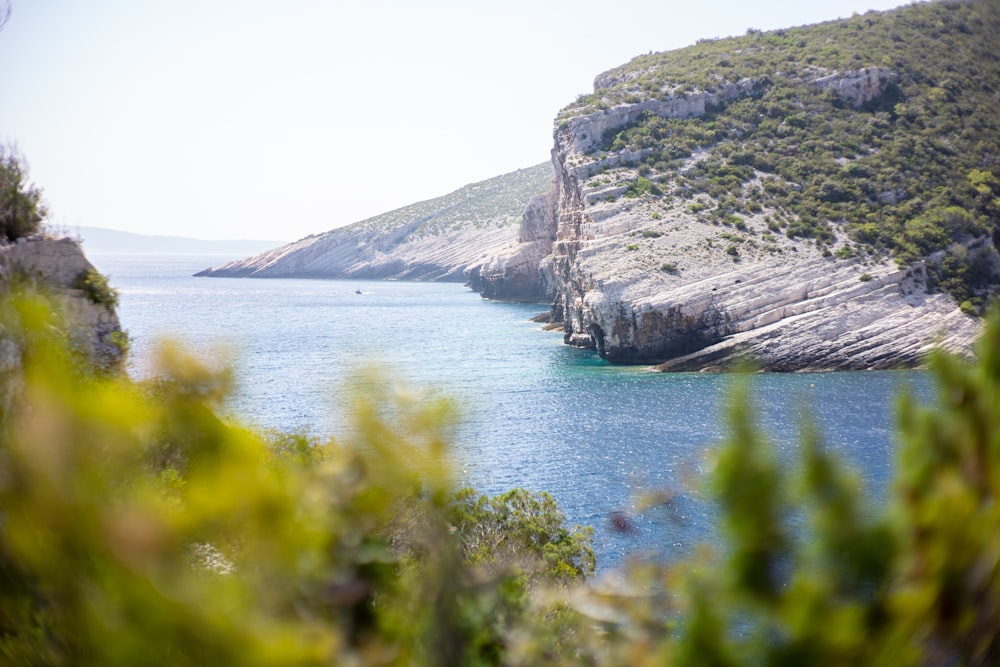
[0,144,46,242]
[0,289,588,667]
[73,268,120,307]
[448,488,594,585]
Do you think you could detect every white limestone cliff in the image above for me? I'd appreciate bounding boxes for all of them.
[466,187,559,302]
[809,67,899,108]
[557,79,758,156]
[198,223,520,282]
[474,70,985,371]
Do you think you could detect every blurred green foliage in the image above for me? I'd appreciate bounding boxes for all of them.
[2,288,1000,665]
[0,288,591,666]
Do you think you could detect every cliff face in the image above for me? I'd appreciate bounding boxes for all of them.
[476,2,999,370]
[537,98,981,370]
[0,236,125,368]
[466,186,558,302]
[1,236,126,412]
[196,164,552,285]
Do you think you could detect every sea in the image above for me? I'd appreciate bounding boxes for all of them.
[88,253,935,573]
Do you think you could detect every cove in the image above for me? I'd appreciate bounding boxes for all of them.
[92,253,932,571]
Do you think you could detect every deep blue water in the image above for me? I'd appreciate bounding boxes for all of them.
[90,253,933,572]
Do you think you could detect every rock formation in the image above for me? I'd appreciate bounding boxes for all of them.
[557,79,758,157]
[465,187,558,302]
[519,132,982,370]
[0,236,125,369]
[809,67,899,108]
[1,236,126,415]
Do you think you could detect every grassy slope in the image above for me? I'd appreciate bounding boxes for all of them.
[315,162,552,243]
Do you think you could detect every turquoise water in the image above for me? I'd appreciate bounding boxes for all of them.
[91,254,933,571]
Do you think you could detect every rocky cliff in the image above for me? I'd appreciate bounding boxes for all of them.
[465,187,558,302]
[1,236,126,412]
[0,236,125,367]
[195,164,552,287]
[476,1,1000,370]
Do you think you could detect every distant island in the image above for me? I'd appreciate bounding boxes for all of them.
[68,225,284,256]
[194,163,552,285]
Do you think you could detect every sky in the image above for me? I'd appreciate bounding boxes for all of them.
[0,1,907,242]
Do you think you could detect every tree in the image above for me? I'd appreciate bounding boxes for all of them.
[448,487,595,584]
[0,144,47,242]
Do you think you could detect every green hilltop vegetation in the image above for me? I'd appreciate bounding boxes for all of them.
[562,0,1000,311]
[317,162,551,243]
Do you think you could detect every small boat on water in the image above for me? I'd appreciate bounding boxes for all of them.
[355,289,363,294]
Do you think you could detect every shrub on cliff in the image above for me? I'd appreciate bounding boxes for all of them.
[73,267,120,307]
[0,144,46,242]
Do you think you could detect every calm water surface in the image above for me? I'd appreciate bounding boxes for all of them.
[90,253,933,571]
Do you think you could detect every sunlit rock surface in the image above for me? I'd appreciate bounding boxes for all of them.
[476,69,983,370]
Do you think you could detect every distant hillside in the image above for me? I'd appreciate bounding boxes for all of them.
[69,226,284,256]
[195,163,552,281]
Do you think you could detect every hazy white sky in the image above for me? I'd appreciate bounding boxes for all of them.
[0,1,906,242]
